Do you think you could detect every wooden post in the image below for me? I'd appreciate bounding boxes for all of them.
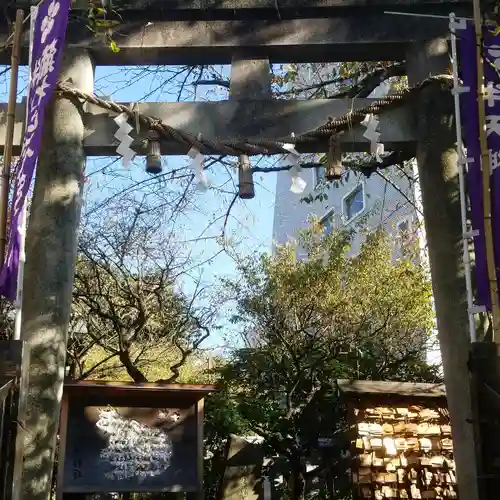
[56,394,69,500]
[196,398,205,500]
[406,40,480,500]
[20,49,94,500]
[469,342,500,500]
[0,340,30,500]
[229,57,272,199]
[0,10,24,266]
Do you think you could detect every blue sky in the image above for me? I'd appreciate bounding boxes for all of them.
[90,65,280,349]
[0,62,283,350]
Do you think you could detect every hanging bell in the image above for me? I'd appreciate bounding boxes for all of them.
[238,154,255,199]
[325,134,343,181]
[145,131,162,174]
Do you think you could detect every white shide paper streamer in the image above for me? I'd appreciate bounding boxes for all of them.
[282,142,307,194]
[114,113,135,167]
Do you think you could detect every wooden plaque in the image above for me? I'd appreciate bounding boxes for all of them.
[58,381,215,497]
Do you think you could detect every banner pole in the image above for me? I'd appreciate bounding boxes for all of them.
[472,0,500,339]
[450,13,478,342]
[0,9,24,268]
[13,6,37,341]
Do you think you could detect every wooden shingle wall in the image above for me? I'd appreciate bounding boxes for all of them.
[338,380,456,500]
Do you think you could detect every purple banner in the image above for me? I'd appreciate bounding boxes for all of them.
[0,0,71,302]
[458,23,500,310]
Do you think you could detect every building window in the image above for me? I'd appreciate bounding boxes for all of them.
[320,209,334,234]
[342,184,365,223]
[397,217,411,234]
[396,216,413,246]
[315,166,325,186]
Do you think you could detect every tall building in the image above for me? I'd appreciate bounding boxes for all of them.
[273,160,423,260]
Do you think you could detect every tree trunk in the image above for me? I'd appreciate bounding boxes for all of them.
[20,49,94,500]
[119,348,148,382]
[407,41,479,500]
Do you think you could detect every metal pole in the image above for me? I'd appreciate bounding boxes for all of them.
[13,200,26,340]
[450,12,478,342]
[471,0,500,339]
[0,10,24,267]
[384,10,473,20]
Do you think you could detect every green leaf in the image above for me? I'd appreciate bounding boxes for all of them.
[109,39,120,53]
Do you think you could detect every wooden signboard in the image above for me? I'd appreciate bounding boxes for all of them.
[58,381,216,499]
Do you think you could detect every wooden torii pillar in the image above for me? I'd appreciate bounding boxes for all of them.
[18,48,94,500]
[407,39,480,500]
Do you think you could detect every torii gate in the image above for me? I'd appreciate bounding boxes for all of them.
[0,0,471,158]
[0,1,482,500]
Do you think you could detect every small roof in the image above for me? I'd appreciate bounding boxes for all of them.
[337,379,446,398]
[64,380,217,407]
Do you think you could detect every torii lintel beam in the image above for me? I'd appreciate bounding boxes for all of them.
[7,0,473,20]
[0,99,416,157]
[0,16,465,65]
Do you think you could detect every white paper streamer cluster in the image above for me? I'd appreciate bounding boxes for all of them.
[114,113,135,167]
[96,408,173,481]
[187,145,209,191]
[360,114,384,161]
[483,82,498,107]
[282,141,307,194]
